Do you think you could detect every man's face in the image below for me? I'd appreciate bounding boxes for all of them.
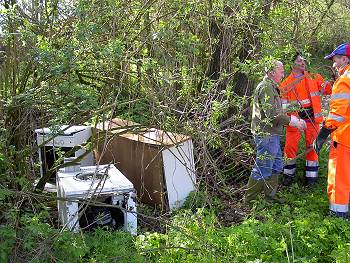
[270,64,285,83]
[293,55,306,72]
[332,55,349,71]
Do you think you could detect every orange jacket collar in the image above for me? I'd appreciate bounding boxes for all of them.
[338,64,350,76]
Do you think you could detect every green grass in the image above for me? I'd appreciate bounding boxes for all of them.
[137,178,350,262]
[2,145,348,262]
[136,146,350,262]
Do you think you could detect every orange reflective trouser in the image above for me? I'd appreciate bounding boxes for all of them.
[283,121,320,180]
[328,142,350,215]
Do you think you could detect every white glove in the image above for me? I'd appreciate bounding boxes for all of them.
[289,115,307,130]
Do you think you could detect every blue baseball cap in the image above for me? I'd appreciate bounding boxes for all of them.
[324,43,350,59]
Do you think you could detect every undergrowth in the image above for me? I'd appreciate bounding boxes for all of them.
[135,142,349,262]
[136,181,350,263]
[2,146,349,262]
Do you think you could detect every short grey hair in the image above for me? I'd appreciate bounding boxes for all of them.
[265,60,283,74]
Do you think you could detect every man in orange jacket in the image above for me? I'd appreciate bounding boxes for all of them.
[313,43,350,219]
[280,53,332,187]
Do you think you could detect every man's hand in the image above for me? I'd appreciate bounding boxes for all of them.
[313,126,334,154]
[289,115,307,131]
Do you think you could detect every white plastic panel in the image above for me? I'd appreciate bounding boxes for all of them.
[36,125,94,177]
[161,139,196,209]
[35,125,88,136]
[125,192,137,236]
[35,125,91,147]
[57,165,134,197]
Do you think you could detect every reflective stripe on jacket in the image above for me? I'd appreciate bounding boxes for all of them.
[279,72,325,123]
[325,64,350,147]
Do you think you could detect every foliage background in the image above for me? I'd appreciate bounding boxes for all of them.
[0,0,350,261]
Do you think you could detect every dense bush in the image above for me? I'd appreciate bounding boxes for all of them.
[1,0,349,261]
[136,182,350,262]
[0,216,143,262]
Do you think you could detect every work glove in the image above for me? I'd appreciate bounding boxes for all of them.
[298,107,314,120]
[289,115,307,131]
[329,67,338,82]
[313,126,334,155]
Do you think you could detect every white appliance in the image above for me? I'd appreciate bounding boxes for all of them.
[35,125,94,180]
[57,164,137,235]
[96,119,197,210]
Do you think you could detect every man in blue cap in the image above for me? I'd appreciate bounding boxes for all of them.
[313,43,350,219]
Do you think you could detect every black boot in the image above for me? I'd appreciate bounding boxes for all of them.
[282,174,293,186]
[306,177,318,187]
[329,210,348,220]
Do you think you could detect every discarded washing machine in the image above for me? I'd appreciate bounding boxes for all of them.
[57,162,137,235]
[35,125,94,181]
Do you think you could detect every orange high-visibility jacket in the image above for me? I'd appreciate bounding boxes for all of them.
[280,72,328,123]
[325,64,350,148]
